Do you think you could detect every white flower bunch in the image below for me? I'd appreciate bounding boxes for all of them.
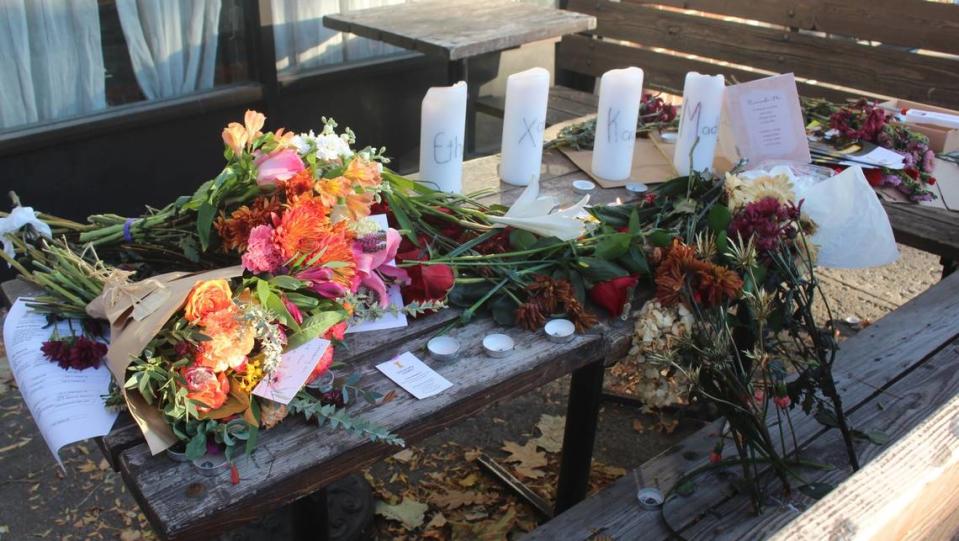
[624,300,696,410]
[292,117,355,162]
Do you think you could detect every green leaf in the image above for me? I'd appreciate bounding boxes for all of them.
[287,311,345,350]
[593,233,631,260]
[269,275,305,291]
[672,198,698,215]
[707,205,732,233]
[265,291,300,331]
[509,229,537,251]
[576,257,629,282]
[186,431,207,460]
[196,201,216,251]
[490,295,517,326]
[674,479,696,497]
[569,270,587,304]
[628,208,641,234]
[648,230,673,247]
[256,279,271,307]
[621,246,650,276]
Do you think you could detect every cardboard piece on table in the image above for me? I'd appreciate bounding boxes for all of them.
[923,157,959,210]
[879,99,959,153]
[723,73,811,166]
[87,265,245,455]
[649,131,736,175]
[559,137,677,188]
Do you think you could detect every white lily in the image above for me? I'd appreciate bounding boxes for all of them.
[0,206,52,263]
[489,176,589,241]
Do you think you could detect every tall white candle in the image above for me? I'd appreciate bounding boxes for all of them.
[419,81,467,193]
[500,67,550,186]
[673,72,725,175]
[591,67,645,182]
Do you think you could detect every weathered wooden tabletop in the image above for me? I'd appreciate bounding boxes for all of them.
[323,0,596,61]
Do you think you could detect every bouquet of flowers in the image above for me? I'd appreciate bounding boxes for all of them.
[803,97,938,201]
[546,92,678,150]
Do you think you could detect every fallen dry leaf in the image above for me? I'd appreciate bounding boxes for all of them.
[375,498,429,530]
[428,489,493,510]
[502,440,547,479]
[391,449,416,463]
[632,419,646,433]
[0,437,31,455]
[532,414,565,454]
[457,473,479,488]
[426,512,448,529]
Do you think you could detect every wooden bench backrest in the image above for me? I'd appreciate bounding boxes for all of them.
[558,0,959,108]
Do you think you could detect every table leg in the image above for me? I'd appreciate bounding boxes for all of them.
[292,487,330,541]
[554,357,605,514]
[942,257,956,279]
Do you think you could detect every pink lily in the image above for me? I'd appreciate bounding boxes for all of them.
[255,148,305,185]
[352,228,410,308]
[296,266,347,299]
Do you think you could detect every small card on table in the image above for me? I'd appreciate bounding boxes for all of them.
[253,338,331,404]
[723,73,811,165]
[376,352,452,399]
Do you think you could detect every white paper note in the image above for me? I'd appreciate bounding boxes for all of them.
[3,299,118,467]
[347,214,409,334]
[376,352,452,400]
[839,146,905,170]
[724,74,811,166]
[253,337,332,404]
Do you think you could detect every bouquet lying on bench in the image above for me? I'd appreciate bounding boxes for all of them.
[3,110,894,509]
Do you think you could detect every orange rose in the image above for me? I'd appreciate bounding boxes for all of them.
[183,366,230,413]
[195,308,255,372]
[184,280,234,325]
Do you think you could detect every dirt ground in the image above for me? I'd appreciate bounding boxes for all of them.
[0,244,943,541]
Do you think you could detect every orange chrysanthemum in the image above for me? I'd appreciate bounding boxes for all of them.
[302,221,357,288]
[654,239,741,307]
[280,170,316,202]
[214,196,281,252]
[273,197,332,260]
[343,157,382,189]
[696,265,744,306]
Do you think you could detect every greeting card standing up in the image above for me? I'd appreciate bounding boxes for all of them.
[723,74,811,166]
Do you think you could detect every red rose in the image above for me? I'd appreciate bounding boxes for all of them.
[403,263,455,304]
[863,168,883,187]
[589,275,639,317]
[904,167,920,180]
[928,176,938,186]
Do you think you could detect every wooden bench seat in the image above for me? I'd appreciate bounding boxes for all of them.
[523,270,959,540]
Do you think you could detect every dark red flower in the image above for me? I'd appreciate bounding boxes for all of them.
[589,275,639,317]
[863,168,884,187]
[42,337,107,371]
[928,176,938,186]
[402,263,455,304]
[708,451,722,464]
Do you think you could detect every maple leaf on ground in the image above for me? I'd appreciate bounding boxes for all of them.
[375,498,429,530]
[502,440,548,480]
[532,414,565,454]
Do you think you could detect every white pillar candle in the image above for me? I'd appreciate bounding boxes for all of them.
[673,72,725,175]
[419,81,467,193]
[591,67,645,182]
[500,67,550,186]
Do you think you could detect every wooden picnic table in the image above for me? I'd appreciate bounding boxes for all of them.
[324,0,595,152]
[0,146,641,541]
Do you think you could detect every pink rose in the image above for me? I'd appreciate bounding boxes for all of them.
[255,149,305,185]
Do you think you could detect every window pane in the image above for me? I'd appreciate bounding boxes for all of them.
[271,0,409,76]
[0,0,251,133]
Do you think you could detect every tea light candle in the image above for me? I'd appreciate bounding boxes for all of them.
[592,67,645,182]
[166,443,189,463]
[419,81,467,193]
[672,73,725,176]
[427,336,460,361]
[192,453,229,477]
[500,67,550,186]
[545,319,575,343]
[625,183,648,194]
[572,179,596,193]
[482,333,515,358]
[636,487,664,510]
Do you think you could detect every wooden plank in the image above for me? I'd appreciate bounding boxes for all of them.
[883,202,959,261]
[556,35,857,104]
[680,335,959,539]
[772,400,959,541]
[522,270,959,540]
[118,317,609,540]
[324,0,596,61]
[622,0,959,57]
[476,86,599,122]
[567,0,959,108]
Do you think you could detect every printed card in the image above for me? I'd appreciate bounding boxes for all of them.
[376,352,452,400]
[253,337,332,404]
[724,74,811,166]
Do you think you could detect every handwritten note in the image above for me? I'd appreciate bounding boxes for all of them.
[253,338,331,404]
[376,352,452,400]
[724,74,810,165]
[3,299,118,467]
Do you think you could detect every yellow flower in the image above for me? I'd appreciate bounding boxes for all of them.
[726,173,796,209]
[244,110,266,142]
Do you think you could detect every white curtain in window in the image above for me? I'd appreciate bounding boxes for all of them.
[271,0,406,75]
[0,0,106,130]
[116,0,222,100]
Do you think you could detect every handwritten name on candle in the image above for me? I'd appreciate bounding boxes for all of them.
[433,131,463,164]
[673,72,724,175]
[518,116,545,148]
[604,108,636,144]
